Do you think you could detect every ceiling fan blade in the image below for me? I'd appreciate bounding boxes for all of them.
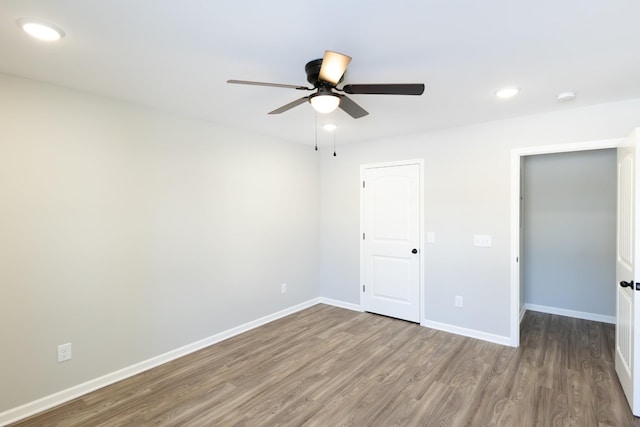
[268,96,310,114]
[319,51,352,85]
[342,83,425,95]
[338,95,369,119]
[227,80,311,90]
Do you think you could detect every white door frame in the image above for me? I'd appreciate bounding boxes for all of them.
[509,138,622,347]
[360,159,425,324]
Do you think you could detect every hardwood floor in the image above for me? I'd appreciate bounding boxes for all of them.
[11,305,640,426]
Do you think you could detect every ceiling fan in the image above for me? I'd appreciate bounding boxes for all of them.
[227,51,425,119]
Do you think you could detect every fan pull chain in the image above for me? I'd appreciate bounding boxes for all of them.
[333,128,337,157]
[314,114,318,151]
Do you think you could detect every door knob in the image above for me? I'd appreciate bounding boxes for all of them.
[620,280,635,289]
[411,248,418,254]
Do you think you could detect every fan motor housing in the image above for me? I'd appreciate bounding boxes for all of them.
[305,59,322,86]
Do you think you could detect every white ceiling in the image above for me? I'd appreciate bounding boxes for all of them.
[1,1,639,145]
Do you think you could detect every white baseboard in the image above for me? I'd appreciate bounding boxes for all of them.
[421,319,512,347]
[0,298,322,427]
[319,299,512,347]
[520,304,527,323]
[524,303,615,324]
[318,297,362,312]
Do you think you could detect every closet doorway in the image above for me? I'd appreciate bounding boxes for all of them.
[521,149,616,323]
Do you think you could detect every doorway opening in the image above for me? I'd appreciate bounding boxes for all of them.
[521,149,616,324]
[509,138,621,347]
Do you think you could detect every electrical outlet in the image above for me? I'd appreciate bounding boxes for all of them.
[57,343,72,362]
[455,296,463,308]
[281,283,287,294]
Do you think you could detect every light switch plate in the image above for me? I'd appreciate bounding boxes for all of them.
[473,234,492,247]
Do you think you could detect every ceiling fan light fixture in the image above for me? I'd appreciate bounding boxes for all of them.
[310,94,340,114]
[319,51,352,84]
[228,50,424,119]
[18,19,65,41]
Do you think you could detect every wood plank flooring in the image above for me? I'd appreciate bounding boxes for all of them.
[10,305,640,426]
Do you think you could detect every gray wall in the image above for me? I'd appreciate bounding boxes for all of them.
[523,149,616,316]
[0,74,320,412]
[319,99,640,338]
[2,69,640,415]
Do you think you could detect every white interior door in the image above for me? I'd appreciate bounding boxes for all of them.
[616,128,640,415]
[362,162,421,322]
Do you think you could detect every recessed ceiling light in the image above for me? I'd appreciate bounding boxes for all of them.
[18,19,65,41]
[556,91,576,102]
[496,87,519,99]
[323,124,337,132]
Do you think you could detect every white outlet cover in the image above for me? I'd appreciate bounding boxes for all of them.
[455,296,463,307]
[57,343,72,362]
